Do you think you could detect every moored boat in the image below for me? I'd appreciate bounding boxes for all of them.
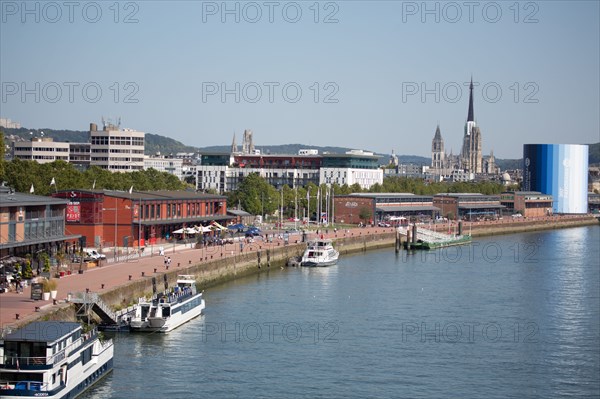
[0,321,113,399]
[129,275,205,333]
[301,238,339,267]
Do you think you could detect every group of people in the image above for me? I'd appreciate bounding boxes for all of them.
[163,256,172,268]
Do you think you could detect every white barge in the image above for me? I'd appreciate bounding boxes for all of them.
[0,321,113,399]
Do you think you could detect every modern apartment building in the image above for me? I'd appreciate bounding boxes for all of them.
[144,155,184,180]
[197,149,382,193]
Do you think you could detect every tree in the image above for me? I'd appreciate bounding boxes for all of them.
[358,206,372,225]
[0,130,5,179]
[22,258,33,279]
[229,173,278,216]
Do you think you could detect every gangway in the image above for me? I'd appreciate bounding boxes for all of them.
[397,225,471,250]
[70,291,135,327]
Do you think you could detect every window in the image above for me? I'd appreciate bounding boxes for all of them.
[81,347,92,365]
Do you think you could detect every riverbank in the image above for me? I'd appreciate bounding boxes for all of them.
[1,215,598,332]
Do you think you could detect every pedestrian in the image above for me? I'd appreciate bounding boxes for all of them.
[167,257,171,266]
[164,256,168,267]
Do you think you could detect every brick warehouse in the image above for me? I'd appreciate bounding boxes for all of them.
[52,190,233,250]
[334,193,439,225]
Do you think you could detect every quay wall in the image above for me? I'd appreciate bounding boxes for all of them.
[11,216,599,324]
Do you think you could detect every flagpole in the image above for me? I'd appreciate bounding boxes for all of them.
[331,187,335,228]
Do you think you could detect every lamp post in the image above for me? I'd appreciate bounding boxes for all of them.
[102,202,120,262]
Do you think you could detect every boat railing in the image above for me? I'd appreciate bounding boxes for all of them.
[2,355,49,367]
[0,380,51,392]
[159,286,195,304]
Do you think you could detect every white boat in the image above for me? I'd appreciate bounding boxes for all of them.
[301,238,340,267]
[0,321,113,399]
[129,275,205,333]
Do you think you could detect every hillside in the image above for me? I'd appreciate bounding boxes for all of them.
[2,126,597,167]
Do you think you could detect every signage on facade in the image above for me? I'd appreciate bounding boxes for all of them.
[66,202,80,222]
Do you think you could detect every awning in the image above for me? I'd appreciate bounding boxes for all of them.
[210,221,227,231]
[138,215,235,226]
[458,204,505,210]
[376,206,440,212]
[228,223,245,230]
[172,227,198,235]
[0,234,81,251]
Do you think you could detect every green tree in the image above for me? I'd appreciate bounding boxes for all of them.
[228,173,278,216]
[358,206,372,224]
[0,130,5,179]
[22,258,33,279]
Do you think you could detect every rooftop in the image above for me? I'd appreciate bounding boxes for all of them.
[0,186,69,207]
[2,322,81,343]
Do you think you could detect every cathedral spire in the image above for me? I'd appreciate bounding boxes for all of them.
[433,124,442,140]
[467,76,475,122]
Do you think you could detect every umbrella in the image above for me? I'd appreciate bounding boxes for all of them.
[172,228,185,234]
[210,221,227,231]
[195,225,213,233]
[228,223,245,230]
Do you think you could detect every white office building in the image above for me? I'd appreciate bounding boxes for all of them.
[89,122,145,171]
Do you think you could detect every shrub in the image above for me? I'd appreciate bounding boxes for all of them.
[42,278,57,293]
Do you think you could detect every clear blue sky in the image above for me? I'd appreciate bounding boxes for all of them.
[1,1,598,158]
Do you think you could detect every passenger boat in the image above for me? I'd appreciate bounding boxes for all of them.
[301,238,340,267]
[129,275,205,333]
[0,321,113,399]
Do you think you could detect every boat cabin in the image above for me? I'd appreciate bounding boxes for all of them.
[0,322,88,392]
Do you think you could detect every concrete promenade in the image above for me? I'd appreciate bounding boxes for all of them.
[0,226,391,330]
[1,215,597,331]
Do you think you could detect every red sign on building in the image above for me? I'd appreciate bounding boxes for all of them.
[66,202,81,222]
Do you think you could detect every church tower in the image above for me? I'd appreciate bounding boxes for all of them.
[461,77,483,173]
[431,124,445,170]
[231,132,238,153]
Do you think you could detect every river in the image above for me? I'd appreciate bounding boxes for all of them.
[83,226,600,398]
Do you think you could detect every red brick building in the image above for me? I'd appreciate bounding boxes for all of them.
[433,193,504,220]
[334,193,438,225]
[52,190,232,249]
[500,191,553,217]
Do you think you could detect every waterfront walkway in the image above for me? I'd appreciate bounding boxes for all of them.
[1,214,596,331]
[0,226,391,330]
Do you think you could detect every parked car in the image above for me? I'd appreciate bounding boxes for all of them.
[83,248,106,260]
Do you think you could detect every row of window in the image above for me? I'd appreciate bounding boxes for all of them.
[139,202,221,220]
[14,147,68,152]
[91,136,144,146]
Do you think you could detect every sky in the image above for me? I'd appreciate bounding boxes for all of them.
[1,0,599,158]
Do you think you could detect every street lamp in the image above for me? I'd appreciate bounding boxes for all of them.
[101,207,118,261]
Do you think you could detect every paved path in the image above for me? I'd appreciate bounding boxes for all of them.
[0,226,393,330]
[1,215,594,331]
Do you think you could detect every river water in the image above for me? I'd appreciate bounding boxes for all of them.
[84,226,599,398]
